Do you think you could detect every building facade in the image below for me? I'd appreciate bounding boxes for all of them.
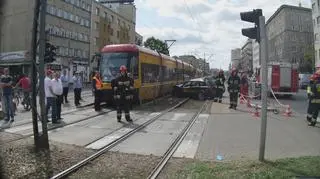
[178,55,210,74]
[266,5,313,67]
[90,1,136,70]
[135,32,143,45]
[312,0,320,67]
[0,0,92,82]
[240,38,253,73]
[231,48,241,68]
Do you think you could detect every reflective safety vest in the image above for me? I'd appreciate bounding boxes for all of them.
[93,76,102,90]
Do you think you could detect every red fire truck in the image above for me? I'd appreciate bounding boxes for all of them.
[254,62,299,97]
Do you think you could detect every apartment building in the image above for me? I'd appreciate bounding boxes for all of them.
[90,0,136,64]
[312,0,320,67]
[231,48,241,68]
[0,0,92,81]
[266,5,313,66]
[240,39,253,73]
[135,32,143,45]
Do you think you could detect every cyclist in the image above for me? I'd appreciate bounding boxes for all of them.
[15,74,31,108]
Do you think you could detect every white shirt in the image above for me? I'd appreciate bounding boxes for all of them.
[61,75,69,88]
[51,78,63,95]
[44,77,54,97]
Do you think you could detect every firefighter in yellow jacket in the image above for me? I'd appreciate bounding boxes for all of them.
[306,70,320,126]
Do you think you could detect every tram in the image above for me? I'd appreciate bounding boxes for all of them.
[92,44,200,104]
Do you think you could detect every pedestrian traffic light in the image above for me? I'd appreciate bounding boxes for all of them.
[240,9,262,43]
[44,42,57,63]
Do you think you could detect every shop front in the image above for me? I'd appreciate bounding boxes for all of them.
[0,51,31,81]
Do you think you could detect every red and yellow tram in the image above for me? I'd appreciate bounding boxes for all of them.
[93,44,200,104]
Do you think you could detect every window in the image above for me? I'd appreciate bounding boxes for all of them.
[57,9,62,17]
[95,7,100,16]
[117,31,119,38]
[111,15,114,22]
[69,48,74,56]
[80,18,85,26]
[117,19,120,25]
[75,0,80,7]
[70,0,75,4]
[79,33,83,40]
[64,47,69,56]
[46,5,51,13]
[84,35,88,42]
[82,2,86,9]
[104,12,108,19]
[318,0,320,6]
[85,20,90,27]
[75,15,79,23]
[70,14,74,21]
[110,28,114,35]
[141,63,159,83]
[87,4,91,12]
[317,16,320,24]
[315,33,319,41]
[63,11,68,19]
[95,22,99,30]
[77,49,82,57]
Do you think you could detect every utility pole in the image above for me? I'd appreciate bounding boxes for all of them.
[240,9,268,161]
[258,15,268,162]
[38,0,49,149]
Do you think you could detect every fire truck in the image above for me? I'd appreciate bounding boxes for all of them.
[251,62,299,97]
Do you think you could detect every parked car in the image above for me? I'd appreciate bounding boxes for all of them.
[172,77,217,100]
[299,74,311,89]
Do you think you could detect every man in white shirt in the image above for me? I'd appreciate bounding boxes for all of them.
[45,69,59,124]
[60,69,69,104]
[51,72,63,121]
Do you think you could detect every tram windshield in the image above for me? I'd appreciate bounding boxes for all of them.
[100,52,138,82]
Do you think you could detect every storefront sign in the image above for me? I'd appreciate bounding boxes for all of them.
[0,51,29,61]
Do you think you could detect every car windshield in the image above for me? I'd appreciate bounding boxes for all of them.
[99,52,136,82]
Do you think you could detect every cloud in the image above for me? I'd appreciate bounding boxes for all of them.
[135,0,312,70]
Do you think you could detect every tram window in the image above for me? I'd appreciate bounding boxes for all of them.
[130,55,139,79]
[141,63,159,83]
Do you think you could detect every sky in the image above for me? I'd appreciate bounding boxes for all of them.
[134,0,312,70]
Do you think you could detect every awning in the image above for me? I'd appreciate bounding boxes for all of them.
[0,59,32,66]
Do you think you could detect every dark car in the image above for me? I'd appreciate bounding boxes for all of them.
[172,77,217,100]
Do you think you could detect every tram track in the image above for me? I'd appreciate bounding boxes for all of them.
[50,98,191,179]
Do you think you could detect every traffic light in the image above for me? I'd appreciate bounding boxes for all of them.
[240,9,262,43]
[44,42,57,63]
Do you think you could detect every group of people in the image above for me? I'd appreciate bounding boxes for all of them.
[0,68,32,123]
[213,68,245,110]
[92,65,134,122]
[44,69,83,124]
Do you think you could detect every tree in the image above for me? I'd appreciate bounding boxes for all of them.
[300,45,315,73]
[144,37,169,55]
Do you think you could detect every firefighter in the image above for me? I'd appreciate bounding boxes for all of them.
[227,68,241,109]
[92,71,103,111]
[112,65,134,122]
[240,73,249,99]
[214,70,225,103]
[306,70,320,126]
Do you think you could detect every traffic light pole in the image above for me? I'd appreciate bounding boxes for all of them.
[258,15,268,162]
[38,0,49,149]
[30,0,41,148]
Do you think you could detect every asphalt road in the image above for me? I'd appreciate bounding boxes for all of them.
[276,89,308,115]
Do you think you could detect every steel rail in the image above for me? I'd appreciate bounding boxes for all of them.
[147,100,209,179]
[50,98,190,179]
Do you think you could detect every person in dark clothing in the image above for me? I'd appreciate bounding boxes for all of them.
[306,71,320,126]
[112,65,134,122]
[214,70,226,103]
[0,68,14,123]
[228,68,241,110]
[92,71,103,111]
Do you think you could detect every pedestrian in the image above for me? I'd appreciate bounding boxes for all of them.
[92,71,103,111]
[15,74,31,108]
[61,69,69,104]
[73,72,82,107]
[112,65,134,122]
[51,72,63,121]
[44,69,59,123]
[227,68,241,110]
[0,68,14,123]
[214,70,225,103]
[306,70,320,126]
